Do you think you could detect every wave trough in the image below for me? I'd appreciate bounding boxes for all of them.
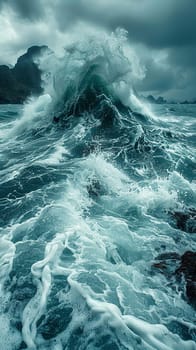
[0,31,195,350]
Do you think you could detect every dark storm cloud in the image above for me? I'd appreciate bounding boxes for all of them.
[169,46,196,69]
[0,0,196,99]
[109,0,196,48]
[1,0,44,20]
[44,0,196,49]
[135,58,176,93]
[3,0,196,47]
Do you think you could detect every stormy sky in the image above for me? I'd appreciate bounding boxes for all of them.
[0,0,196,100]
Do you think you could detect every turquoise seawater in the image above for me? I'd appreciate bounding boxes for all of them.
[0,36,195,349]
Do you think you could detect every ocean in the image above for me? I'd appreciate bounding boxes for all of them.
[0,33,196,350]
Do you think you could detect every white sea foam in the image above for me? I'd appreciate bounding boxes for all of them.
[0,31,195,350]
[7,94,52,137]
[0,238,15,288]
[0,315,22,350]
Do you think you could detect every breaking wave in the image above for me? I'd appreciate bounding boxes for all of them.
[0,30,195,350]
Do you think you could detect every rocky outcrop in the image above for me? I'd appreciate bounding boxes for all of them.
[170,209,196,234]
[176,251,196,307]
[153,251,196,308]
[0,46,48,104]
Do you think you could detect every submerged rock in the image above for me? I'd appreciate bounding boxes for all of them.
[169,208,196,233]
[152,252,181,275]
[87,178,104,198]
[176,251,196,307]
[38,303,72,339]
[153,251,196,308]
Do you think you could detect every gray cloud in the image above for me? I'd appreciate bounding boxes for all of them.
[0,0,196,100]
[1,0,44,20]
[135,58,176,93]
[113,0,196,48]
[43,0,196,48]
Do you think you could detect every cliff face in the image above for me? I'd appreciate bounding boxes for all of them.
[0,46,48,104]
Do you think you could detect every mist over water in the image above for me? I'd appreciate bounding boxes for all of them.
[0,31,196,350]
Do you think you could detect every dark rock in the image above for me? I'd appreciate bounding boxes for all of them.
[0,46,49,104]
[177,251,196,278]
[145,95,167,104]
[154,252,181,260]
[152,252,181,275]
[153,250,196,308]
[53,116,60,123]
[87,178,103,197]
[19,341,27,349]
[176,251,196,307]
[170,208,196,233]
[39,304,73,339]
[12,46,46,94]
[0,64,28,104]
[180,100,189,105]
[0,65,15,89]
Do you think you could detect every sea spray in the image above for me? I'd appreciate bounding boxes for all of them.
[0,31,195,349]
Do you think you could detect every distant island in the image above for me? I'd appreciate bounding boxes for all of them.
[142,94,196,105]
[0,47,196,105]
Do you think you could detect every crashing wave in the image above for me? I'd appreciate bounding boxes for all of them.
[0,30,195,350]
